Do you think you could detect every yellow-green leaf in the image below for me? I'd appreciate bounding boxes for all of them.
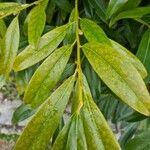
[82,43,150,116]
[136,29,150,73]
[0,16,19,77]
[28,5,46,47]
[52,118,72,150]
[80,18,111,45]
[13,24,69,71]
[81,105,105,150]
[81,76,121,150]
[14,75,75,150]
[0,2,30,19]
[24,45,73,108]
[110,39,147,79]
[65,116,77,150]
[0,19,7,38]
[52,114,87,150]
[80,18,147,78]
[110,7,150,26]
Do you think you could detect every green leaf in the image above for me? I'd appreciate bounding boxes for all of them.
[54,0,72,13]
[80,18,147,79]
[24,45,73,108]
[110,7,150,26]
[106,0,128,19]
[14,75,75,150]
[110,39,147,79]
[52,114,87,150]
[89,0,106,22]
[28,5,46,47]
[116,0,142,12]
[0,2,29,19]
[125,129,150,150]
[81,104,105,150]
[82,42,150,116]
[136,29,150,73]
[52,118,72,150]
[81,76,121,150]
[80,18,111,45]
[12,104,35,125]
[119,123,138,149]
[0,19,7,38]
[65,116,77,150]
[63,9,76,45]
[77,115,87,150]
[13,24,69,71]
[0,16,19,77]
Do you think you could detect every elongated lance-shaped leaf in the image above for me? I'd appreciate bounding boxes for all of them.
[28,4,46,47]
[81,75,121,150]
[80,18,147,79]
[80,18,111,45]
[77,115,88,150]
[24,45,73,108]
[65,116,77,150]
[14,75,75,150]
[52,114,87,150]
[110,6,150,26]
[0,2,32,19]
[52,118,72,150]
[0,16,19,77]
[13,24,69,71]
[110,39,147,79]
[106,0,128,19]
[0,19,7,38]
[136,29,150,73]
[82,43,150,116]
[89,0,106,23]
[81,104,105,150]
[125,129,150,150]
[63,9,76,45]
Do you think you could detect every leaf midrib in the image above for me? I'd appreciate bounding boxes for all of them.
[25,46,72,105]
[83,45,148,109]
[20,77,74,148]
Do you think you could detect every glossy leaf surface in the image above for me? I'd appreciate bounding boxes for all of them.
[81,76,121,150]
[136,29,150,73]
[110,7,150,26]
[13,24,69,71]
[52,118,72,150]
[111,40,147,78]
[0,16,19,76]
[106,0,128,19]
[53,114,87,150]
[80,18,147,79]
[82,43,150,116]
[0,19,6,38]
[80,18,111,45]
[125,129,150,150]
[28,5,46,47]
[24,45,73,108]
[0,2,29,19]
[89,0,106,22]
[14,76,75,150]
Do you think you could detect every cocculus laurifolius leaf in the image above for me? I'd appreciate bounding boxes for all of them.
[28,4,46,47]
[14,75,75,150]
[80,18,147,79]
[24,44,73,108]
[82,43,150,116]
[0,16,19,77]
[13,24,69,71]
